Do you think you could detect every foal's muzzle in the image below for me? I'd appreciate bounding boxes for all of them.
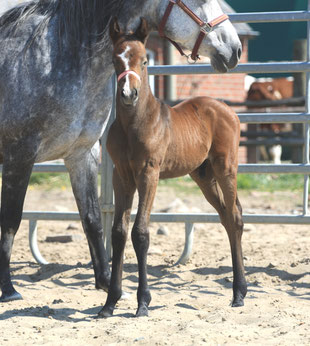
[121,87,138,106]
[117,70,141,106]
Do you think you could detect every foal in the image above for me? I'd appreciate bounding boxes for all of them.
[100,18,246,317]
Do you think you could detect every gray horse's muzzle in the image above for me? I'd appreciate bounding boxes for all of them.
[211,40,242,73]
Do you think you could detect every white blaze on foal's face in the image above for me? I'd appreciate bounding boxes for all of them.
[118,45,131,97]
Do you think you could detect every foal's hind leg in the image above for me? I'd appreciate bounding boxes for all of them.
[0,141,35,301]
[65,146,110,291]
[99,168,135,317]
[190,159,247,307]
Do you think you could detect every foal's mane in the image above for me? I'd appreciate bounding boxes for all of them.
[0,0,126,64]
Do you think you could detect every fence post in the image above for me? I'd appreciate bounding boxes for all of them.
[175,222,194,265]
[302,0,310,215]
[100,75,116,261]
[164,41,177,102]
[293,40,307,97]
[29,220,49,265]
[293,39,307,163]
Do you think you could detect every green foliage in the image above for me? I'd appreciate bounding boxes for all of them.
[158,176,199,195]
[237,174,304,192]
[158,174,305,194]
[27,172,102,189]
[1,172,305,192]
[29,173,71,189]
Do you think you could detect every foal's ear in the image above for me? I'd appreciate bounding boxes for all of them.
[109,17,123,44]
[135,17,149,44]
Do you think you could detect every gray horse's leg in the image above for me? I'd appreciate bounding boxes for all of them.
[64,145,110,291]
[0,140,35,302]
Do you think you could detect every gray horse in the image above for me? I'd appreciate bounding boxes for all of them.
[0,0,241,303]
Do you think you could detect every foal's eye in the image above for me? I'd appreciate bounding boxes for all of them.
[143,60,148,66]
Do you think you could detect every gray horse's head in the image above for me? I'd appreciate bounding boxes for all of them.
[157,0,242,72]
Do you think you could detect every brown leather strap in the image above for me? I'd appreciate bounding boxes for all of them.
[191,14,229,60]
[159,0,187,57]
[158,0,175,38]
[165,37,187,57]
[175,0,205,27]
[191,30,205,61]
[208,14,229,27]
[158,1,229,62]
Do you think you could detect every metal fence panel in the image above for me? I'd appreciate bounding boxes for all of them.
[1,5,309,264]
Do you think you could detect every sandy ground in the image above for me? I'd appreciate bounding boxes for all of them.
[0,183,309,345]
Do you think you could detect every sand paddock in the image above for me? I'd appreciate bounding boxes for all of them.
[0,184,309,345]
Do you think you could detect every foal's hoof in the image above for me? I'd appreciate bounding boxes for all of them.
[136,305,149,317]
[231,283,247,307]
[0,290,23,302]
[98,305,114,318]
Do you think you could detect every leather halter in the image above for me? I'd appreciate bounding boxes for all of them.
[159,0,229,62]
[117,70,141,83]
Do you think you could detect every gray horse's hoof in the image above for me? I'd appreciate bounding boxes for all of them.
[98,305,114,318]
[136,305,149,317]
[0,291,23,302]
[231,300,244,307]
[231,294,245,307]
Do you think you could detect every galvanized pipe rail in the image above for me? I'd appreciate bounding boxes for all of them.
[21,211,310,226]
[1,6,309,265]
[148,61,310,75]
[229,11,309,23]
[240,139,304,147]
[15,162,310,174]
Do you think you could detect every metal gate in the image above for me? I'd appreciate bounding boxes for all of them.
[2,3,309,265]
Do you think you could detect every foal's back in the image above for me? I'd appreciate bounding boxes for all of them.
[159,96,240,179]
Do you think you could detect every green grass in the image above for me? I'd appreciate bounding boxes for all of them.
[28,172,102,189]
[1,172,306,193]
[29,173,71,189]
[158,176,199,195]
[237,173,304,191]
[158,174,306,194]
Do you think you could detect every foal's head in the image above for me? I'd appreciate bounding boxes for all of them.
[109,18,149,107]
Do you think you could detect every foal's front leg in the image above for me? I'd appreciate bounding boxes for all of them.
[99,168,135,317]
[132,164,159,317]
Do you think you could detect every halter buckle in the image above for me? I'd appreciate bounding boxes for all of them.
[201,22,213,35]
[186,54,200,64]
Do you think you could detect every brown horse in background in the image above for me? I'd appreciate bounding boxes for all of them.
[100,18,246,318]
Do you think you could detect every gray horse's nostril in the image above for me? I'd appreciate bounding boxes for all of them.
[237,47,242,60]
[133,88,138,97]
[121,89,126,98]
